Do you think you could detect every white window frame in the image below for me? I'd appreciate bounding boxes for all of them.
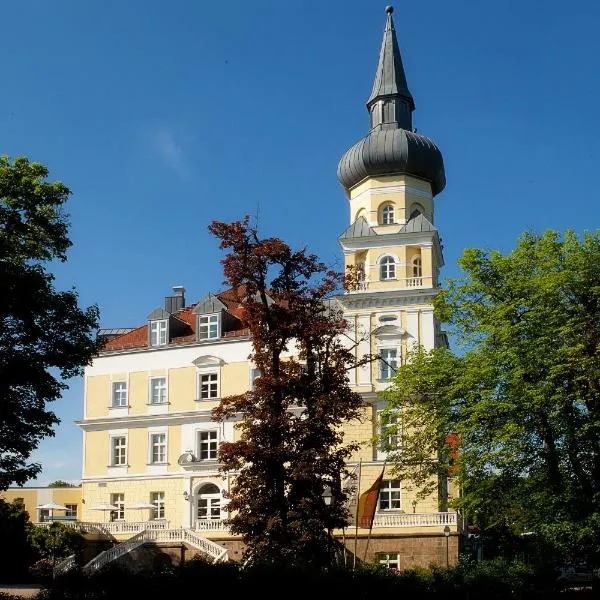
[150,319,168,347]
[111,381,128,407]
[379,256,396,280]
[412,256,423,278]
[198,371,220,400]
[110,493,125,521]
[197,429,219,461]
[198,313,220,340]
[64,504,78,519]
[379,347,398,380]
[110,435,127,466]
[149,376,167,405]
[196,484,222,522]
[250,367,262,391]
[377,552,400,570]
[149,432,167,464]
[380,203,395,225]
[150,491,165,520]
[378,410,400,455]
[378,479,402,511]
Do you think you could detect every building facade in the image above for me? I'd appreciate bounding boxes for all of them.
[5,7,458,570]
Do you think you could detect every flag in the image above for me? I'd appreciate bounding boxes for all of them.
[342,463,361,526]
[357,466,385,529]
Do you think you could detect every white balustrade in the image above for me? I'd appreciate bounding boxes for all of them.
[194,520,227,532]
[372,511,457,528]
[53,554,76,578]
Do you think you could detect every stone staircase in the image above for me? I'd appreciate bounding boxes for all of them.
[82,528,228,573]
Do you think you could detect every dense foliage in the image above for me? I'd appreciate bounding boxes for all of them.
[0,498,35,581]
[209,217,366,567]
[36,557,596,600]
[383,230,600,564]
[0,156,100,488]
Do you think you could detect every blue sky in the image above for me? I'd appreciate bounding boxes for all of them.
[2,0,599,484]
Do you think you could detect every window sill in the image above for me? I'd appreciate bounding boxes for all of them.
[107,464,129,468]
[146,463,169,466]
[195,397,220,402]
[108,405,130,409]
[146,402,170,406]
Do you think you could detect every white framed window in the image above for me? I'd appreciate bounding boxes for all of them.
[378,479,401,511]
[199,314,220,340]
[380,203,395,225]
[250,368,262,391]
[150,377,167,404]
[199,372,219,399]
[379,411,399,453]
[198,430,218,460]
[379,348,398,380]
[150,491,165,520]
[65,504,77,519]
[196,483,221,521]
[150,433,167,464]
[150,320,168,346]
[111,435,127,466]
[377,553,400,570]
[110,493,125,521]
[111,381,128,407]
[380,256,396,280]
[38,508,50,522]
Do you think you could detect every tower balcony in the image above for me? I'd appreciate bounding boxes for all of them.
[352,276,432,293]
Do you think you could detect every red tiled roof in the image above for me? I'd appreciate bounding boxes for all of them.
[100,289,250,353]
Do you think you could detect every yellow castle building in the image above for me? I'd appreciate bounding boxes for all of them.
[3,6,458,571]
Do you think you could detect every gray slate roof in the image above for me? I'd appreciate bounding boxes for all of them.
[146,307,170,320]
[400,212,437,233]
[367,6,414,111]
[339,216,378,240]
[194,293,227,315]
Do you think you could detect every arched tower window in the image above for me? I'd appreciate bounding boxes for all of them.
[380,256,396,280]
[412,256,422,278]
[409,203,426,220]
[379,203,395,225]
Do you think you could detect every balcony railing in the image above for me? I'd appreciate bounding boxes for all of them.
[194,520,227,532]
[349,277,431,293]
[372,512,457,528]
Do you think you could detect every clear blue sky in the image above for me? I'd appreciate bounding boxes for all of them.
[2,0,599,484]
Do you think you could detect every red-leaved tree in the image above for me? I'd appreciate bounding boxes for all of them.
[209,217,366,567]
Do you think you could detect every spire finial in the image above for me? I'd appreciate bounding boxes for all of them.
[385,5,394,14]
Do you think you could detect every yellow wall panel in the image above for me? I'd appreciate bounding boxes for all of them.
[169,366,195,413]
[86,375,109,418]
[129,371,149,415]
[85,431,108,477]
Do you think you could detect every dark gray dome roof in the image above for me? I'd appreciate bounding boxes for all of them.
[337,127,446,196]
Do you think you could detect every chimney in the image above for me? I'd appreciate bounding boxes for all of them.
[165,285,186,313]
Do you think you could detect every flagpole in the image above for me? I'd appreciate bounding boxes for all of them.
[353,458,362,570]
[363,460,386,563]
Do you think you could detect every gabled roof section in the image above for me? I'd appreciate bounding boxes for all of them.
[146,307,170,320]
[399,212,436,233]
[339,216,378,240]
[194,293,227,315]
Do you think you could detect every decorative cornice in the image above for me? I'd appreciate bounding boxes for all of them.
[350,184,432,204]
[77,409,218,431]
[336,288,438,311]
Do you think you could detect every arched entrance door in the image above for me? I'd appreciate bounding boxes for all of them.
[195,483,221,530]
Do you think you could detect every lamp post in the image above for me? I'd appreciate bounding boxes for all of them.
[443,525,451,568]
[323,485,333,565]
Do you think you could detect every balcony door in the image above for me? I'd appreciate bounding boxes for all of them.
[195,483,221,528]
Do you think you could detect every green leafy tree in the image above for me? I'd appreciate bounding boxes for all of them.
[29,522,84,567]
[384,230,600,563]
[0,156,100,489]
[47,480,77,488]
[209,217,366,568]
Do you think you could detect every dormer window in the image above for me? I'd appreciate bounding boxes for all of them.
[150,320,168,346]
[199,314,220,340]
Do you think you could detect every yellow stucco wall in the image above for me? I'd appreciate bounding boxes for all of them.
[1,487,82,523]
[85,430,108,477]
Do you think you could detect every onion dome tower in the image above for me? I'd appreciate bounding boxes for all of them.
[336,6,447,394]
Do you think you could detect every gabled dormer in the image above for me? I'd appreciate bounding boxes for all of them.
[194,294,228,341]
[146,307,189,348]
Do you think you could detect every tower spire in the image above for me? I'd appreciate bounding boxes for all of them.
[367,6,415,131]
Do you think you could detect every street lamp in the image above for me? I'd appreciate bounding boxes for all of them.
[443,525,451,568]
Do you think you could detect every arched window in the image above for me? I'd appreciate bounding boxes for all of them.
[380,256,396,280]
[196,483,221,523]
[412,256,422,278]
[380,204,394,225]
[409,203,425,220]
